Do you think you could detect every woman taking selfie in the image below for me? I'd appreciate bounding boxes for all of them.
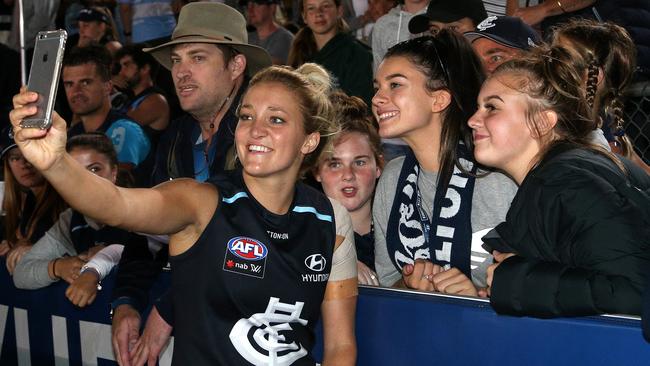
[10,63,357,365]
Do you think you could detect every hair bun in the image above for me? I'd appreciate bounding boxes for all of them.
[330,91,367,120]
[295,63,333,96]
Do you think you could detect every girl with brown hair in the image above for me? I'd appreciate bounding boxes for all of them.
[471,45,650,316]
[552,18,650,174]
[0,128,66,274]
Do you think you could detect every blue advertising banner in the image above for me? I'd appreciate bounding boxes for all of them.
[1,261,648,365]
[354,287,650,366]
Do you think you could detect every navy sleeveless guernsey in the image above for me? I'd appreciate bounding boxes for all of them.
[170,170,336,365]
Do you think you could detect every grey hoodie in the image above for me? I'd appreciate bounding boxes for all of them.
[371,4,428,72]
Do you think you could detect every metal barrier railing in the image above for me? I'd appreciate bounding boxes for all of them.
[625,81,650,163]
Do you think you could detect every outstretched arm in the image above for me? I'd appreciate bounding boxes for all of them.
[9,89,216,240]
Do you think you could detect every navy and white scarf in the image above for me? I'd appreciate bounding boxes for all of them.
[386,144,477,277]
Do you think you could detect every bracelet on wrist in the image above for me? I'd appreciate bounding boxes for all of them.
[109,297,138,320]
[556,0,567,13]
[80,266,103,290]
[52,258,60,279]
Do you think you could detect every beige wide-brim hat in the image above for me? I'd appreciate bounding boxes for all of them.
[143,2,272,75]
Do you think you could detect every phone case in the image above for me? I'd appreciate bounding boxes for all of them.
[21,30,67,130]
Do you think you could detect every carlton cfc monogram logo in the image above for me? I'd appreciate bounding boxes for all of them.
[304,254,326,272]
[228,237,268,260]
[230,297,308,365]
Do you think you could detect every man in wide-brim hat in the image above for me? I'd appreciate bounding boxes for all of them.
[143,2,272,76]
[109,3,271,365]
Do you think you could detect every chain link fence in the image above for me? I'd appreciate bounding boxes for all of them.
[625,81,650,164]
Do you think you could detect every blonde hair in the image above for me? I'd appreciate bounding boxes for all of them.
[246,63,339,174]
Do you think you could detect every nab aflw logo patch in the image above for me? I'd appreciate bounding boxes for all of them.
[224,237,268,279]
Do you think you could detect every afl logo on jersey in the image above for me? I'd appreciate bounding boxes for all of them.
[228,237,268,261]
[304,254,326,272]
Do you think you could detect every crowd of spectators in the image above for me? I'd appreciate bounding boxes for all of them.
[1,0,650,364]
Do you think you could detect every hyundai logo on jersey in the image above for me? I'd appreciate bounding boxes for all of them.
[304,254,326,272]
[228,237,268,260]
[224,237,269,279]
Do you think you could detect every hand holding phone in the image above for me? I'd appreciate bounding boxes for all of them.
[20,30,67,130]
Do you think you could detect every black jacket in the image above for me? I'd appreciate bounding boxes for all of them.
[485,143,650,317]
[310,33,374,107]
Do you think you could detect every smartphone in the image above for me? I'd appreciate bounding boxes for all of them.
[20,30,67,130]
